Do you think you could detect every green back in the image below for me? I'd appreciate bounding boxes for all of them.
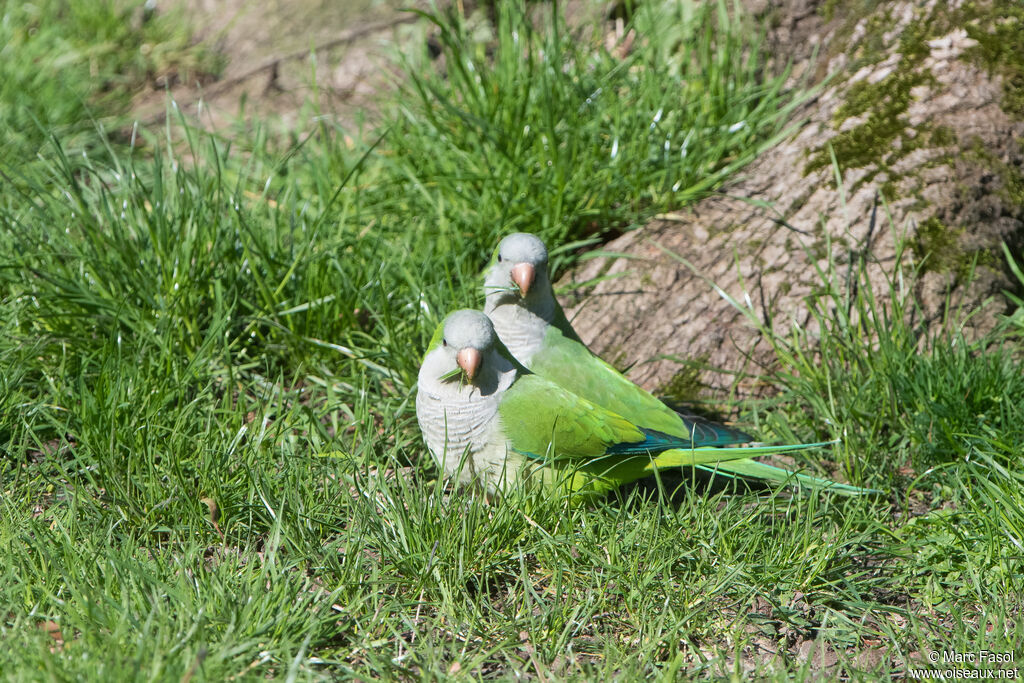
[498,374,646,460]
[535,315,749,447]
[530,324,691,436]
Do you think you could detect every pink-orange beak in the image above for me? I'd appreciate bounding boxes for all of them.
[510,262,535,297]
[456,347,482,381]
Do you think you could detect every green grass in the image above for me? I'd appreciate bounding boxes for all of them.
[367,0,800,245]
[2,0,1023,679]
[0,0,219,163]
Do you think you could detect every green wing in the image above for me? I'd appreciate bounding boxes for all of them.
[530,324,749,446]
[543,305,877,496]
[498,374,647,459]
[497,374,757,461]
[496,374,833,499]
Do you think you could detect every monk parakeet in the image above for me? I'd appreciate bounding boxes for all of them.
[416,310,840,501]
[482,232,875,496]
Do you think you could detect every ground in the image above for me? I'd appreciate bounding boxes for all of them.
[1,0,1022,680]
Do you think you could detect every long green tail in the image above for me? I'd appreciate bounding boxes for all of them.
[695,457,879,496]
[566,441,880,503]
[647,441,835,469]
[645,434,878,495]
[568,441,835,500]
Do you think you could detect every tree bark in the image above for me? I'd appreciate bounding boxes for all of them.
[562,0,1024,400]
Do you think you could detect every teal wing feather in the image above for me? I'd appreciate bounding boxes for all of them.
[497,374,762,464]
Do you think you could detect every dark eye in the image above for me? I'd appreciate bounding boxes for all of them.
[442,338,447,346]
[497,254,503,263]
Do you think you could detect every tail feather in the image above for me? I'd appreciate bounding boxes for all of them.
[565,441,880,502]
[647,441,836,469]
[696,458,880,496]
[657,402,877,495]
[648,442,880,496]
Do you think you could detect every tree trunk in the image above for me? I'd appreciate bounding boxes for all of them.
[562,0,1024,400]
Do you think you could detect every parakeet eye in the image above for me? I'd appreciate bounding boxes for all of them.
[497,254,503,262]
[442,338,448,346]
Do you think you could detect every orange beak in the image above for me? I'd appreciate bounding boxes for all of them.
[510,262,535,297]
[456,347,482,381]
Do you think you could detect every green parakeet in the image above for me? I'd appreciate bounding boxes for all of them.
[482,233,875,496]
[416,310,840,502]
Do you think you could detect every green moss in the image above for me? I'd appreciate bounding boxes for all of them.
[859,10,896,66]
[908,214,1002,281]
[660,355,710,405]
[802,0,1022,311]
[834,71,914,122]
[804,3,1022,203]
[806,70,935,183]
[803,3,956,197]
[768,1,1022,305]
[896,8,942,63]
[960,4,1024,120]
[819,0,840,23]
[910,217,963,274]
[968,138,1024,208]
[1006,164,1024,207]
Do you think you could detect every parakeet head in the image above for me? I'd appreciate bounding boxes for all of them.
[483,233,552,307]
[422,309,504,383]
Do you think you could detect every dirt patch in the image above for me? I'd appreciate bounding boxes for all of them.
[133,0,428,131]
[132,1,616,133]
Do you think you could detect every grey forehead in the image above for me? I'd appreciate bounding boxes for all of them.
[499,233,548,264]
[443,309,495,348]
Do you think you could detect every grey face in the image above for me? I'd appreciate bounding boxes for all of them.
[441,309,496,353]
[419,309,509,396]
[486,233,552,306]
[496,233,548,270]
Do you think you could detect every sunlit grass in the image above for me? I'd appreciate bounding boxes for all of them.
[1,0,1022,679]
[0,0,220,164]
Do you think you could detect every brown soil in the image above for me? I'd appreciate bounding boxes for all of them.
[133,0,428,132]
